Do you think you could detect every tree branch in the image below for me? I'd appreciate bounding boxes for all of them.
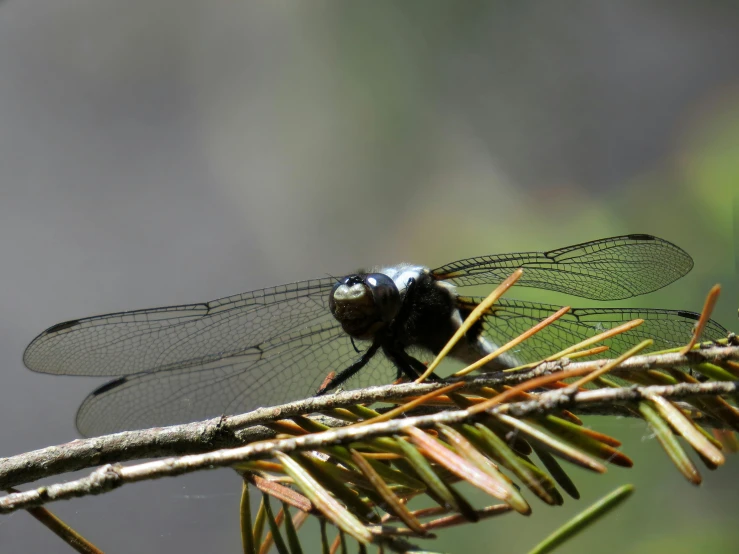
[1,345,737,491]
[1,378,737,515]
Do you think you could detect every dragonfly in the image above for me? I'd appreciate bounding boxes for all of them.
[24,234,727,436]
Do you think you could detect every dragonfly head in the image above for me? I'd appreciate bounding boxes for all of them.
[329,273,400,339]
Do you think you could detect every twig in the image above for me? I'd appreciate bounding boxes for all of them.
[1,378,737,515]
[1,345,737,491]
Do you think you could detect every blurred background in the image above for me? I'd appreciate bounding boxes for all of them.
[1,1,738,552]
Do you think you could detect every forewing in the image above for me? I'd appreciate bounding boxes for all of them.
[457,297,728,365]
[24,278,338,377]
[433,235,693,300]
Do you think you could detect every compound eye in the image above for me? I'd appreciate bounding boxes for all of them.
[364,273,400,322]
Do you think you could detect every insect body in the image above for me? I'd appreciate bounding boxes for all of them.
[24,235,726,436]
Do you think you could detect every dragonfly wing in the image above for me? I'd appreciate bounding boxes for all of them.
[75,319,398,436]
[433,235,693,300]
[23,277,402,434]
[457,297,727,365]
[24,278,338,377]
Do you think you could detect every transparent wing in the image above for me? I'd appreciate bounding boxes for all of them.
[74,323,397,436]
[433,234,693,301]
[24,278,338,377]
[22,277,400,436]
[457,297,728,365]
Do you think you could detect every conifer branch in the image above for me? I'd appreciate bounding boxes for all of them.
[1,376,737,515]
[1,344,736,491]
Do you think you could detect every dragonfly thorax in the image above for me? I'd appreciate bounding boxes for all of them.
[329,273,401,339]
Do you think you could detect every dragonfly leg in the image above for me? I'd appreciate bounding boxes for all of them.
[382,344,441,383]
[315,338,383,396]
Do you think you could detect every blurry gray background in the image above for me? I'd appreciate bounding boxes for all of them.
[1,1,738,552]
